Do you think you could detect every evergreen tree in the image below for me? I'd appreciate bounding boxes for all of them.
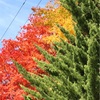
[13,0,100,100]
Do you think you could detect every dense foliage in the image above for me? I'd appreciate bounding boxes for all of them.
[0,0,74,99]
[14,0,100,100]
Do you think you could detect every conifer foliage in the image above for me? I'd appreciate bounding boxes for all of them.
[13,0,100,100]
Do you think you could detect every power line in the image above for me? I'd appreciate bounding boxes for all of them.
[15,0,43,39]
[0,0,27,42]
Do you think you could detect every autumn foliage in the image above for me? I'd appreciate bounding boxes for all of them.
[0,22,53,99]
[32,0,75,43]
[0,0,74,99]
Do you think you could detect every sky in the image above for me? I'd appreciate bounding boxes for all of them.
[0,0,49,48]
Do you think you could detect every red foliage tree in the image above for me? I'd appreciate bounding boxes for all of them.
[0,15,55,100]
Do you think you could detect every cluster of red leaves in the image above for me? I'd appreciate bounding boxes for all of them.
[0,15,55,100]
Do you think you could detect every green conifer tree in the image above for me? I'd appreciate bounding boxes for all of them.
[13,0,100,100]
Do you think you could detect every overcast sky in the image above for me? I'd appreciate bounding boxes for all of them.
[0,0,48,47]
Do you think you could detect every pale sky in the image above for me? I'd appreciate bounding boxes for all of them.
[0,0,49,47]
